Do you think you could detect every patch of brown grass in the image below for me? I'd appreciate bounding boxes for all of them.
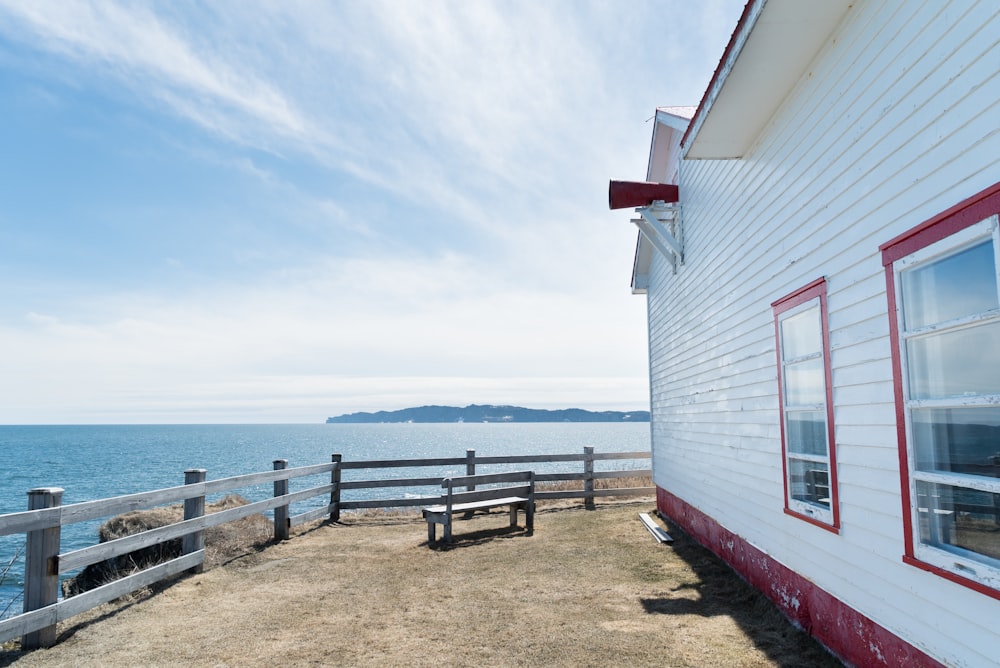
[62,495,273,598]
[538,474,653,499]
[543,474,653,491]
[4,501,841,667]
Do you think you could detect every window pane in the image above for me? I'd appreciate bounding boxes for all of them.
[789,459,830,508]
[915,480,1000,564]
[780,305,821,359]
[902,240,998,330]
[784,357,825,406]
[906,321,1000,399]
[912,408,1000,478]
[787,411,827,456]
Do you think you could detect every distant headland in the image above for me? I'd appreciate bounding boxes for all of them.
[326,404,650,424]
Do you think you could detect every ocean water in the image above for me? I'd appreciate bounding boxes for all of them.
[0,422,650,614]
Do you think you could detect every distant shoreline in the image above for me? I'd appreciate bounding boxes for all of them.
[326,404,650,424]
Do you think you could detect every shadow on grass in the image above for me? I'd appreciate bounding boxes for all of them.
[640,512,843,668]
[425,522,533,551]
[0,587,156,668]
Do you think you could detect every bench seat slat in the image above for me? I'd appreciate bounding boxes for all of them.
[422,496,528,516]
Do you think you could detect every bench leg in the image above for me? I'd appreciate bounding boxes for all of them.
[443,517,452,544]
[509,505,518,527]
[427,520,436,544]
[526,502,534,533]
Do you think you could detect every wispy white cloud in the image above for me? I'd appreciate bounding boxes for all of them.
[0,0,745,423]
[0,1,311,144]
[0,0,740,229]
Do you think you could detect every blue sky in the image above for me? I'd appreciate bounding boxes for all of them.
[0,1,745,424]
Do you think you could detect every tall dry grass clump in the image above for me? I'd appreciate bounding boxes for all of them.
[539,474,653,494]
[62,494,273,597]
[0,543,24,625]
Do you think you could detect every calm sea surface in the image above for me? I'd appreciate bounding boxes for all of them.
[0,422,650,614]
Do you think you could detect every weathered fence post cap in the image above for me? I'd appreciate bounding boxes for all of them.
[27,487,64,496]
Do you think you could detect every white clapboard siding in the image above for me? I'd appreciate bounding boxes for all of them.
[648,2,1000,665]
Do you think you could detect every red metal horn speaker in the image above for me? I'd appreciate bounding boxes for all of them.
[608,180,679,210]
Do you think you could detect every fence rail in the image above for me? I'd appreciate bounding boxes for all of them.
[0,447,650,650]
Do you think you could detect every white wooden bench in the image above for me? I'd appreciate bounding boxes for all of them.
[423,470,535,545]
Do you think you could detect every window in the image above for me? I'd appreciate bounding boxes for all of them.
[772,278,839,531]
[882,182,1000,598]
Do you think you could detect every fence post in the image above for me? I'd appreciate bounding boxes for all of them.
[22,487,63,650]
[330,454,342,522]
[182,469,206,573]
[460,448,479,519]
[584,446,595,510]
[466,449,476,491]
[273,459,289,541]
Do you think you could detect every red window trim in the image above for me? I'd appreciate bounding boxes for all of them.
[772,277,840,533]
[881,180,1000,602]
[880,181,1000,266]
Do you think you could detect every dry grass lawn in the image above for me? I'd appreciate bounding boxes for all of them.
[2,501,842,667]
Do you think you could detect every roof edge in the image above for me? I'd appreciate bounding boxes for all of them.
[679,0,761,150]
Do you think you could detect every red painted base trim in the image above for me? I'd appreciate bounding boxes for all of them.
[657,487,945,668]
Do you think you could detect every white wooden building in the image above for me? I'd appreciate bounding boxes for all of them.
[615,2,1000,666]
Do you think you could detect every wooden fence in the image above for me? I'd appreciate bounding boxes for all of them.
[0,447,650,650]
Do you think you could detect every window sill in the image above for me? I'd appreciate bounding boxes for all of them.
[903,554,1000,602]
[784,507,840,534]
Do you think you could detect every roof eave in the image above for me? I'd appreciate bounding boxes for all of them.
[682,0,854,159]
[631,230,651,294]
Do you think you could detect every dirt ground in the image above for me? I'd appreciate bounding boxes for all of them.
[2,501,842,667]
